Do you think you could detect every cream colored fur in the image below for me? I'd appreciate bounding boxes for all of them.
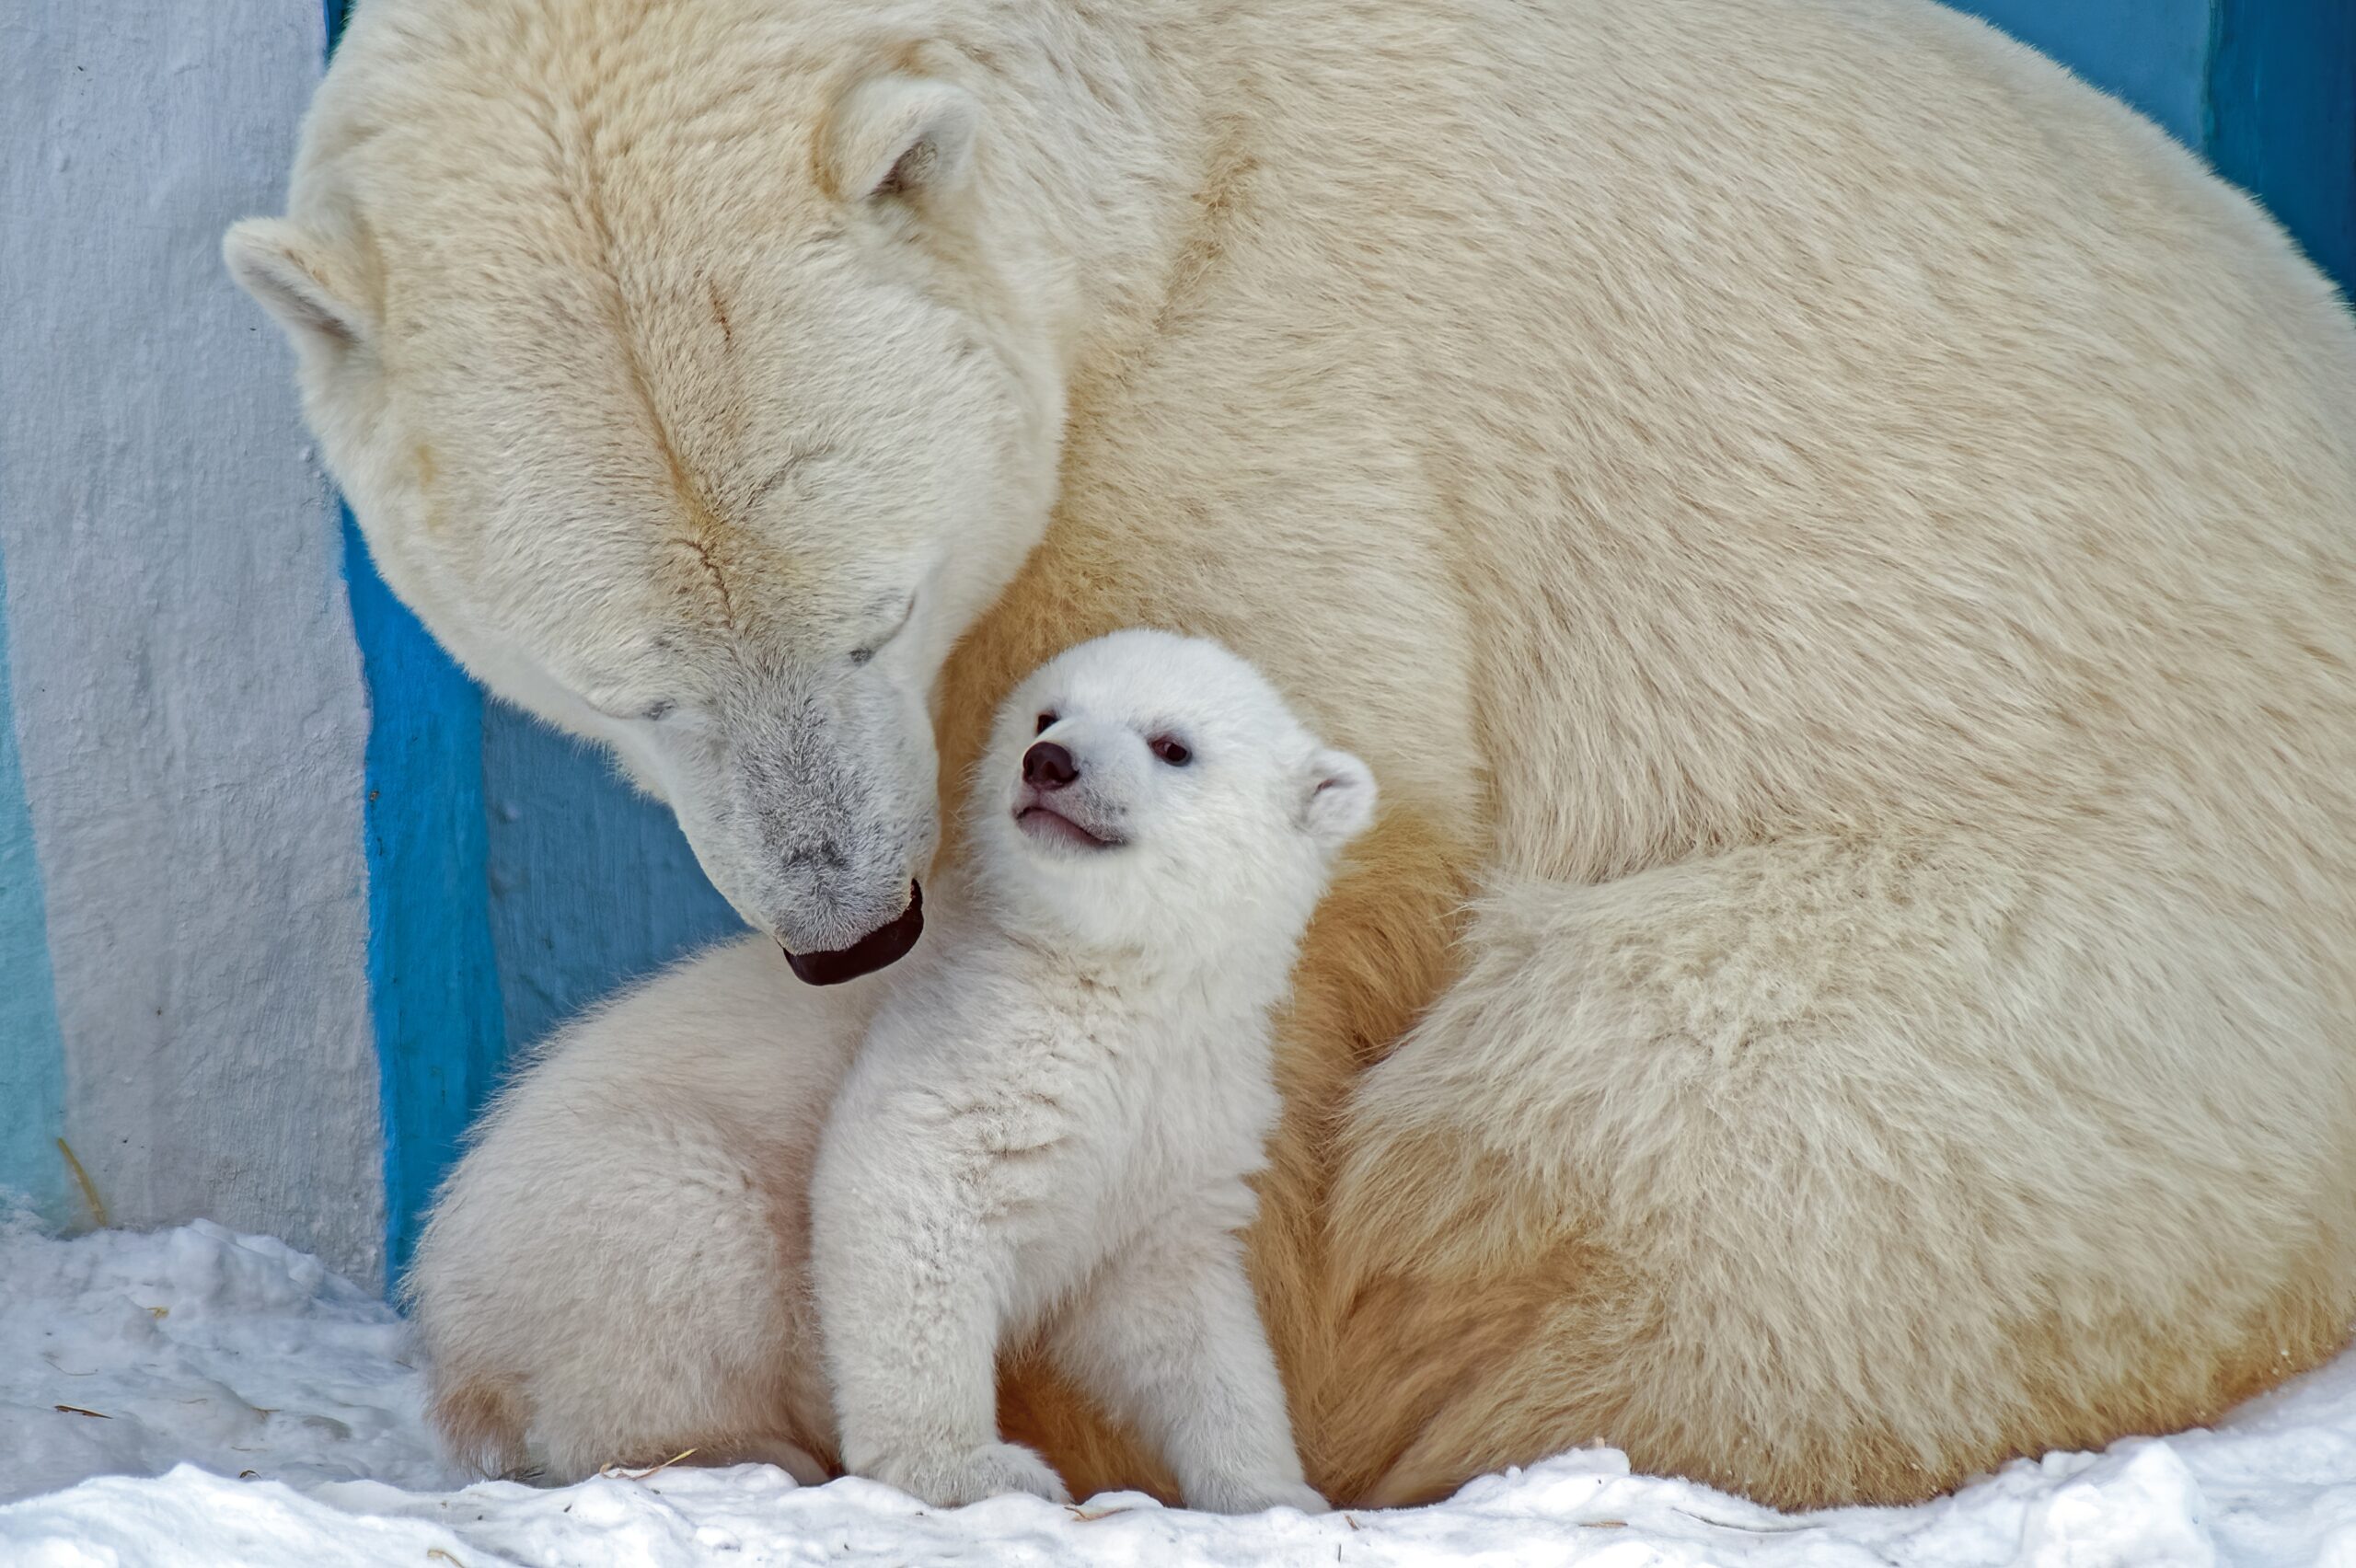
[235,0,2356,1508]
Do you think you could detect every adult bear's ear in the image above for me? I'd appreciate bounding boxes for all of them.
[822,74,980,203]
[223,219,370,356]
[1300,748,1379,853]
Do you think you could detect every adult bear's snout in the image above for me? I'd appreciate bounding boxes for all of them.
[781,881,924,986]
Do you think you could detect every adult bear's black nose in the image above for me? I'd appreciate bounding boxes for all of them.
[1022,741,1079,790]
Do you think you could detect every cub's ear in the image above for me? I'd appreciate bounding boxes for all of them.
[1300,747,1379,852]
[822,74,980,203]
[223,219,369,354]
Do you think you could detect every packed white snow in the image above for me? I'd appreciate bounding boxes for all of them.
[6,1213,2356,1567]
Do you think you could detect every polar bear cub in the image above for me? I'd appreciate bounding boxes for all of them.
[811,629,1376,1513]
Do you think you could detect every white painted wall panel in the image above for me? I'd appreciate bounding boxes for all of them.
[0,3,382,1286]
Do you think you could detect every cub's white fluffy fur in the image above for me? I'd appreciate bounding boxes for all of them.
[400,939,869,1484]
[814,631,1369,1511]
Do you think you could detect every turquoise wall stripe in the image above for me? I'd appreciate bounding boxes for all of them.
[343,509,507,1287]
[0,546,68,1219]
[2206,0,2355,294]
[331,0,505,1293]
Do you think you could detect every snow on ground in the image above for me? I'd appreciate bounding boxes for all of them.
[6,1216,2356,1567]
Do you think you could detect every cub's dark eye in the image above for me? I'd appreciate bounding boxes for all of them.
[1035,711,1057,735]
[639,700,676,723]
[1149,736,1192,767]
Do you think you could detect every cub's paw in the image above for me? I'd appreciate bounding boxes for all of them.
[874,1441,1073,1508]
[1185,1475,1330,1516]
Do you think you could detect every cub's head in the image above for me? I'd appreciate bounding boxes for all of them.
[223,5,1073,981]
[970,630,1378,963]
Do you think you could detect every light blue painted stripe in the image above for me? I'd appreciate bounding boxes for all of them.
[0,544,67,1219]
[331,0,506,1292]
[342,509,507,1288]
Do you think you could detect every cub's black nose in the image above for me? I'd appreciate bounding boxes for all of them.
[1022,740,1079,790]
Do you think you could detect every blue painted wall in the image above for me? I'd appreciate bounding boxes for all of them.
[1964,0,2217,146]
[326,0,508,1285]
[2207,0,2356,293]
[481,709,740,1054]
[343,513,507,1283]
[0,548,67,1220]
[1961,0,2356,298]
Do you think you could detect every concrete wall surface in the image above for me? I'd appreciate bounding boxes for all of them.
[0,2,382,1286]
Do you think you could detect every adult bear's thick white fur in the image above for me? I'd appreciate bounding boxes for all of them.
[238,0,2356,1507]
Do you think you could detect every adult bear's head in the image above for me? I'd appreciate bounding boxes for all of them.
[225,5,1081,979]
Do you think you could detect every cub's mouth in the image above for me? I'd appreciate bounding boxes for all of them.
[780,882,924,986]
[1015,802,1126,851]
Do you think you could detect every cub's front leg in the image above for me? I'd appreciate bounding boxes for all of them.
[809,1088,1070,1507]
[1051,1217,1326,1515]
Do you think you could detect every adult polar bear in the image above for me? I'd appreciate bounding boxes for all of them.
[227,0,2356,1510]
